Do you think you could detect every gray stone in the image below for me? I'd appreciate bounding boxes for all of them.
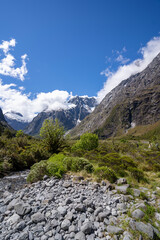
[117,203,127,210]
[14,201,31,216]
[69,224,77,233]
[133,189,141,197]
[131,209,145,219]
[7,198,19,210]
[117,178,127,185]
[94,207,103,216]
[16,220,26,231]
[75,231,86,240]
[135,222,154,239]
[75,204,85,212]
[115,184,129,194]
[31,212,45,223]
[65,197,73,205]
[57,206,67,216]
[98,211,110,221]
[107,225,124,234]
[155,212,160,221]
[61,219,71,230]
[7,213,20,225]
[81,221,93,234]
[19,231,29,240]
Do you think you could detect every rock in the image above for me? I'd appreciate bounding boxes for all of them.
[135,222,154,239]
[7,213,20,225]
[81,221,94,234]
[75,231,86,240]
[7,197,19,210]
[94,207,103,216]
[117,178,127,185]
[131,209,145,219]
[107,225,124,234]
[75,204,85,212]
[57,206,67,216]
[65,197,73,205]
[31,212,45,223]
[19,231,29,240]
[117,203,127,210]
[155,212,160,221]
[115,184,129,194]
[133,188,141,197]
[63,181,72,188]
[14,201,31,216]
[61,219,71,230]
[98,211,111,221]
[16,220,26,231]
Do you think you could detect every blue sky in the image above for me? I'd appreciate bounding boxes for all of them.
[0,0,160,121]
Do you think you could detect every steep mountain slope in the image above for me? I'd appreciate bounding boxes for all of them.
[0,108,13,132]
[70,52,160,138]
[24,96,97,136]
[4,111,28,130]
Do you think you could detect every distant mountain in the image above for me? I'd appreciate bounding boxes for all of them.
[24,96,97,136]
[70,52,160,138]
[4,111,28,131]
[0,108,12,132]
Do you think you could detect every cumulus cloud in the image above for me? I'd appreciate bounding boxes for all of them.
[0,78,75,122]
[0,39,28,81]
[97,36,160,102]
[0,38,82,122]
[0,39,16,54]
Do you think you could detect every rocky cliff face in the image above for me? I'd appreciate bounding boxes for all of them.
[0,108,12,131]
[70,52,160,138]
[24,96,97,136]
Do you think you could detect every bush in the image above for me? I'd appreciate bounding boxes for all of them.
[94,166,117,183]
[128,167,145,182]
[63,157,94,173]
[72,133,98,151]
[47,161,66,178]
[27,160,48,183]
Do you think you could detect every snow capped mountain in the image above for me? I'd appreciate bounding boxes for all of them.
[24,96,98,135]
[4,111,28,130]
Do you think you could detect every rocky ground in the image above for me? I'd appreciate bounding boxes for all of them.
[0,174,160,240]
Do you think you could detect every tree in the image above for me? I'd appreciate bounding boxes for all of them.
[16,130,24,137]
[40,118,65,153]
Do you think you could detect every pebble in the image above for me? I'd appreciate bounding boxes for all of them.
[0,172,160,240]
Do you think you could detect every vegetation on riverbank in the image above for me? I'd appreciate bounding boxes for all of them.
[0,118,160,192]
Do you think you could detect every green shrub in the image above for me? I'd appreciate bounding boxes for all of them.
[63,157,94,173]
[72,133,98,151]
[128,167,145,182]
[46,161,66,178]
[153,163,160,172]
[94,166,117,183]
[16,130,24,138]
[27,160,48,183]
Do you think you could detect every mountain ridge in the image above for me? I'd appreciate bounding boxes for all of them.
[69,52,160,138]
[24,96,97,136]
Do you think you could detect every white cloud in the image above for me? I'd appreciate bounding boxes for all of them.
[116,54,130,64]
[0,39,28,81]
[0,79,75,122]
[97,36,160,102]
[0,39,16,54]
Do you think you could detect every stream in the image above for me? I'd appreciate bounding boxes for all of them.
[0,170,29,198]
